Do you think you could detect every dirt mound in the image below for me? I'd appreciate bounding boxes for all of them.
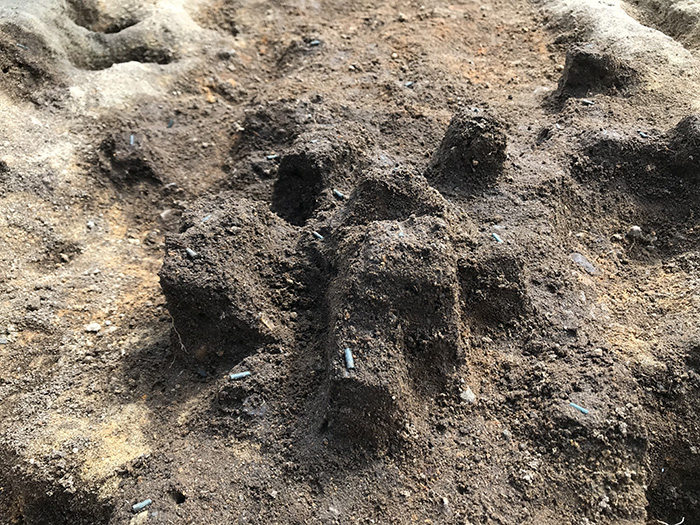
[555,44,640,99]
[0,25,65,102]
[626,0,700,49]
[337,172,447,226]
[160,198,297,362]
[571,116,700,257]
[3,0,700,523]
[425,110,507,194]
[324,177,464,447]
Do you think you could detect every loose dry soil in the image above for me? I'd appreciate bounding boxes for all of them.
[0,0,699,524]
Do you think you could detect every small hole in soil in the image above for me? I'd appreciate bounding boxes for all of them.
[170,490,186,505]
[65,0,140,34]
[100,18,139,34]
[271,157,323,226]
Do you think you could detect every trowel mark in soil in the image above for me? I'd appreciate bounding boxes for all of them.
[638,339,700,524]
[228,101,309,163]
[98,133,163,187]
[458,251,532,331]
[193,0,239,36]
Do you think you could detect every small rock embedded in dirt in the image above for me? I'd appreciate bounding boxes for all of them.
[84,322,101,332]
[441,497,450,512]
[627,225,643,240]
[570,252,598,275]
[130,512,148,525]
[217,49,236,60]
[460,387,477,404]
[26,296,40,311]
[0,336,8,345]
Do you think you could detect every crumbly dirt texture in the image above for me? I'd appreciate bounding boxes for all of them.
[1,0,699,524]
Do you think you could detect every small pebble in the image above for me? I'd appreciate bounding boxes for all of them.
[0,337,8,344]
[309,39,321,47]
[84,323,101,333]
[186,248,199,258]
[570,252,598,275]
[87,221,95,229]
[627,225,643,240]
[217,49,236,60]
[312,231,324,241]
[581,99,595,106]
[460,387,476,405]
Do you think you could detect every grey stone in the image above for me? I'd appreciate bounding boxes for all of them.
[460,387,476,405]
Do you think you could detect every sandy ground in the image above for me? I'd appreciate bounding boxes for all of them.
[0,0,699,524]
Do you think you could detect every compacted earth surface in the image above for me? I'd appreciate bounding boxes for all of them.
[0,0,699,523]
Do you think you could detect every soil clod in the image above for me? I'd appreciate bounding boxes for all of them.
[425,110,507,194]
